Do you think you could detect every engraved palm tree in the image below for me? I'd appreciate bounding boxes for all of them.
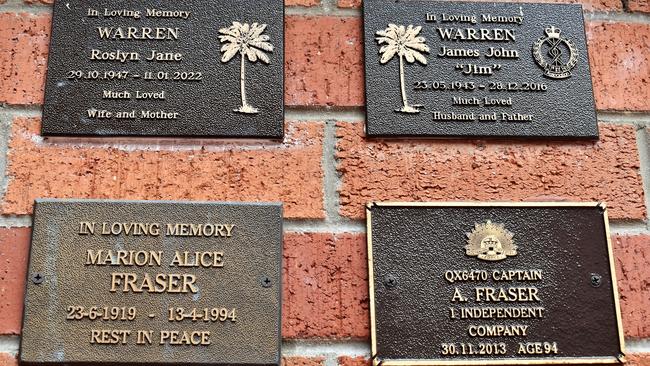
[219,21,274,114]
[376,24,429,114]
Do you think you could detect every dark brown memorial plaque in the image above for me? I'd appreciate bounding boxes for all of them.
[42,0,284,138]
[363,0,597,138]
[366,202,625,365]
[21,199,282,366]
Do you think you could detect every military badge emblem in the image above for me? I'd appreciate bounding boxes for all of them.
[532,26,578,79]
[465,220,517,261]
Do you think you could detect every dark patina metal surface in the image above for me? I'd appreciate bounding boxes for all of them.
[42,0,284,138]
[364,0,597,138]
[367,203,624,365]
[21,199,282,366]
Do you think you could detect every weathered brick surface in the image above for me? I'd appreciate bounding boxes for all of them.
[628,354,650,366]
[337,0,360,8]
[628,0,650,12]
[336,122,644,220]
[613,235,650,338]
[283,232,368,339]
[286,16,364,107]
[587,22,650,111]
[283,357,325,366]
[338,0,622,11]
[3,118,325,219]
[338,356,370,366]
[286,0,320,6]
[0,228,30,335]
[0,354,18,366]
[0,12,49,105]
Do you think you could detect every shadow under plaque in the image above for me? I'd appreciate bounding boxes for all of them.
[42,0,284,138]
[21,199,282,366]
[366,202,624,365]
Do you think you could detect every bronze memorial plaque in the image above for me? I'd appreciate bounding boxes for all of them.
[363,0,597,138]
[367,202,625,365]
[21,199,282,366]
[42,0,284,138]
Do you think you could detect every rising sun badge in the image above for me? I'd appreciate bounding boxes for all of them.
[465,220,517,261]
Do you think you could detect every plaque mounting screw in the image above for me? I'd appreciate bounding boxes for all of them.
[31,273,44,284]
[260,276,272,288]
[383,274,397,288]
[590,273,602,288]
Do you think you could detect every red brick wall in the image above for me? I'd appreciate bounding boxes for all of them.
[0,0,649,363]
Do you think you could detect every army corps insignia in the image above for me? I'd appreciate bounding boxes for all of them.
[532,26,578,79]
[465,220,517,261]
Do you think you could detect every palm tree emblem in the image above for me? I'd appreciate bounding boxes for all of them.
[219,22,274,114]
[376,24,429,114]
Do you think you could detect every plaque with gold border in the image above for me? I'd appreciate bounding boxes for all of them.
[366,202,625,365]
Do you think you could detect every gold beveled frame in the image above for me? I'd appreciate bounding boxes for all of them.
[365,202,626,366]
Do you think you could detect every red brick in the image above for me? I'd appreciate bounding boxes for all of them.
[588,22,650,111]
[3,118,325,219]
[283,357,325,366]
[0,13,50,105]
[338,356,370,366]
[629,0,650,12]
[628,354,650,366]
[338,0,621,11]
[283,232,368,339]
[0,228,31,335]
[613,235,650,338]
[337,0,360,7]
[286,16,364,107]
[0,354,18,366]
[336,122,644,220]
[286,0,320,6]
